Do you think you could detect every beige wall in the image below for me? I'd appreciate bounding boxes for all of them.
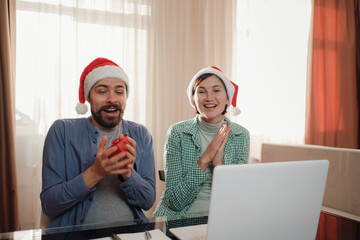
[261,143,360,217]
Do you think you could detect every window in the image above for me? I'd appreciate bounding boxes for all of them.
[235,0,312,160]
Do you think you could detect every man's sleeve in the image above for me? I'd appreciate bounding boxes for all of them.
[40,121,93,219]
[119,126,156,211]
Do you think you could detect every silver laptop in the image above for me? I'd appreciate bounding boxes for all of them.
[206,160,329,240]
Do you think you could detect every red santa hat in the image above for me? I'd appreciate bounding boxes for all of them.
[186,66,241,116]
[75,57,129,114]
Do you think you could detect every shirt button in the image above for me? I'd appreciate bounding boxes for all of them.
[89,198,93,201]
[81,218,84,223]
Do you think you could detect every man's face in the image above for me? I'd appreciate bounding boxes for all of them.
[88,78,127,129]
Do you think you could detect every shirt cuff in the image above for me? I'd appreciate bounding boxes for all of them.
[68,174,94,200]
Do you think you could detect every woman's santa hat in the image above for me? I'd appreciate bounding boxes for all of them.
[186,66,241,116]
[75,57,129,114]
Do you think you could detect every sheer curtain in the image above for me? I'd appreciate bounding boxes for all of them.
[15,0,150,229]
[234,0,312,161]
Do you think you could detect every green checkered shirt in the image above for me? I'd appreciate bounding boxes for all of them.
[153,115,250,217]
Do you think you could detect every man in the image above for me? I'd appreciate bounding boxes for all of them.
[40,57,155,228]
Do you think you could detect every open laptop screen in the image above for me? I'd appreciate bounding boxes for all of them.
[206,160,329,240]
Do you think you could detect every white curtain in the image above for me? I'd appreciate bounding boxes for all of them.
[234,0,312,162]
[15,0,236,229]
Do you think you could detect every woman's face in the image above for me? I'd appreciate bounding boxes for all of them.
[192,75,229,124]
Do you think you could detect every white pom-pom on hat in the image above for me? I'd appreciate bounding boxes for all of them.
[230,106,241,116]
[75,103,88,115]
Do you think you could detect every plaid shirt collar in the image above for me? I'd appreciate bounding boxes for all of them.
[181,115,242,148]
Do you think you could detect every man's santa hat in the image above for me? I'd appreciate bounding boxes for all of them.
[75,57,129,114]
[186,66,241,116]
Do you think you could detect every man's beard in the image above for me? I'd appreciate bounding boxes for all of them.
[91,104,124,129]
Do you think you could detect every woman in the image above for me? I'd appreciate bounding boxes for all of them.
[153,66,250,217]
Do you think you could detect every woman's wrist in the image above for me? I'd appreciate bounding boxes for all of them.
[197,154,210,171]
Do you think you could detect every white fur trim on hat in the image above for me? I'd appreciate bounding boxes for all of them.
[83,65,129,100]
